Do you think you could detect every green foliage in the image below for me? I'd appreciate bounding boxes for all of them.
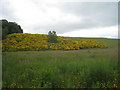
[2,46,119,88]
[2,38,119,88]
[1,19,23,39]
[48,31,58,43]
[2,33,108,51]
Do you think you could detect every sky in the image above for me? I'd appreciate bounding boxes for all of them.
[0,0,119,39]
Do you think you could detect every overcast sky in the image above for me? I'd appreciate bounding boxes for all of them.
[0,0,119,38]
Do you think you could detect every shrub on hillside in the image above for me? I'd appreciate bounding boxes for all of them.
[48,31,58,43]
[2,33,108,51]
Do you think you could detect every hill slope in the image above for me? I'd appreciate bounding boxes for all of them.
[2,33,108,51]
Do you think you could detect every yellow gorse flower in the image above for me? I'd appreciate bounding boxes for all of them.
[2,33,108,51]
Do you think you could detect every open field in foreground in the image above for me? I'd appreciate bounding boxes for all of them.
[2,38,119,88]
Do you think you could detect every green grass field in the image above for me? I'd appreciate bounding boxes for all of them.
[2,37,119,88]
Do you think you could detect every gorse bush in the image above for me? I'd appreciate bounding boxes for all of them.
[2,33,108,51]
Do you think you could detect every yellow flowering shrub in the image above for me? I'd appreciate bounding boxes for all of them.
[2,33,108,51]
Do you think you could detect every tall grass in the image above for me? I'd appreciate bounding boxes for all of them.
[2,47,119,88]
[2,38,119,88]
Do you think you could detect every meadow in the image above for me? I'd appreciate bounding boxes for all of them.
[2,37,119,88]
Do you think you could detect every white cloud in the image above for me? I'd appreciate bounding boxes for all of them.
[1,0,118,38]
[6,0,80,25]
[63,0,119,2]
[58,25,118,39]
[3,0,82,34]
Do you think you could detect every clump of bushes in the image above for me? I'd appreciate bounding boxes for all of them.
[2,33,108,51]
[48,31,58,43]
[1,19,23,39]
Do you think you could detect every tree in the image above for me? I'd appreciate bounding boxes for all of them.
[0,19,23,39]
[53,31,57,35]
[48,31,52,35]
[48,31,58,43]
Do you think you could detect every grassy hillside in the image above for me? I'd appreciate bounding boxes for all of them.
[68,37,118,48]
[2,37,119,88]
[2,33,108,51]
